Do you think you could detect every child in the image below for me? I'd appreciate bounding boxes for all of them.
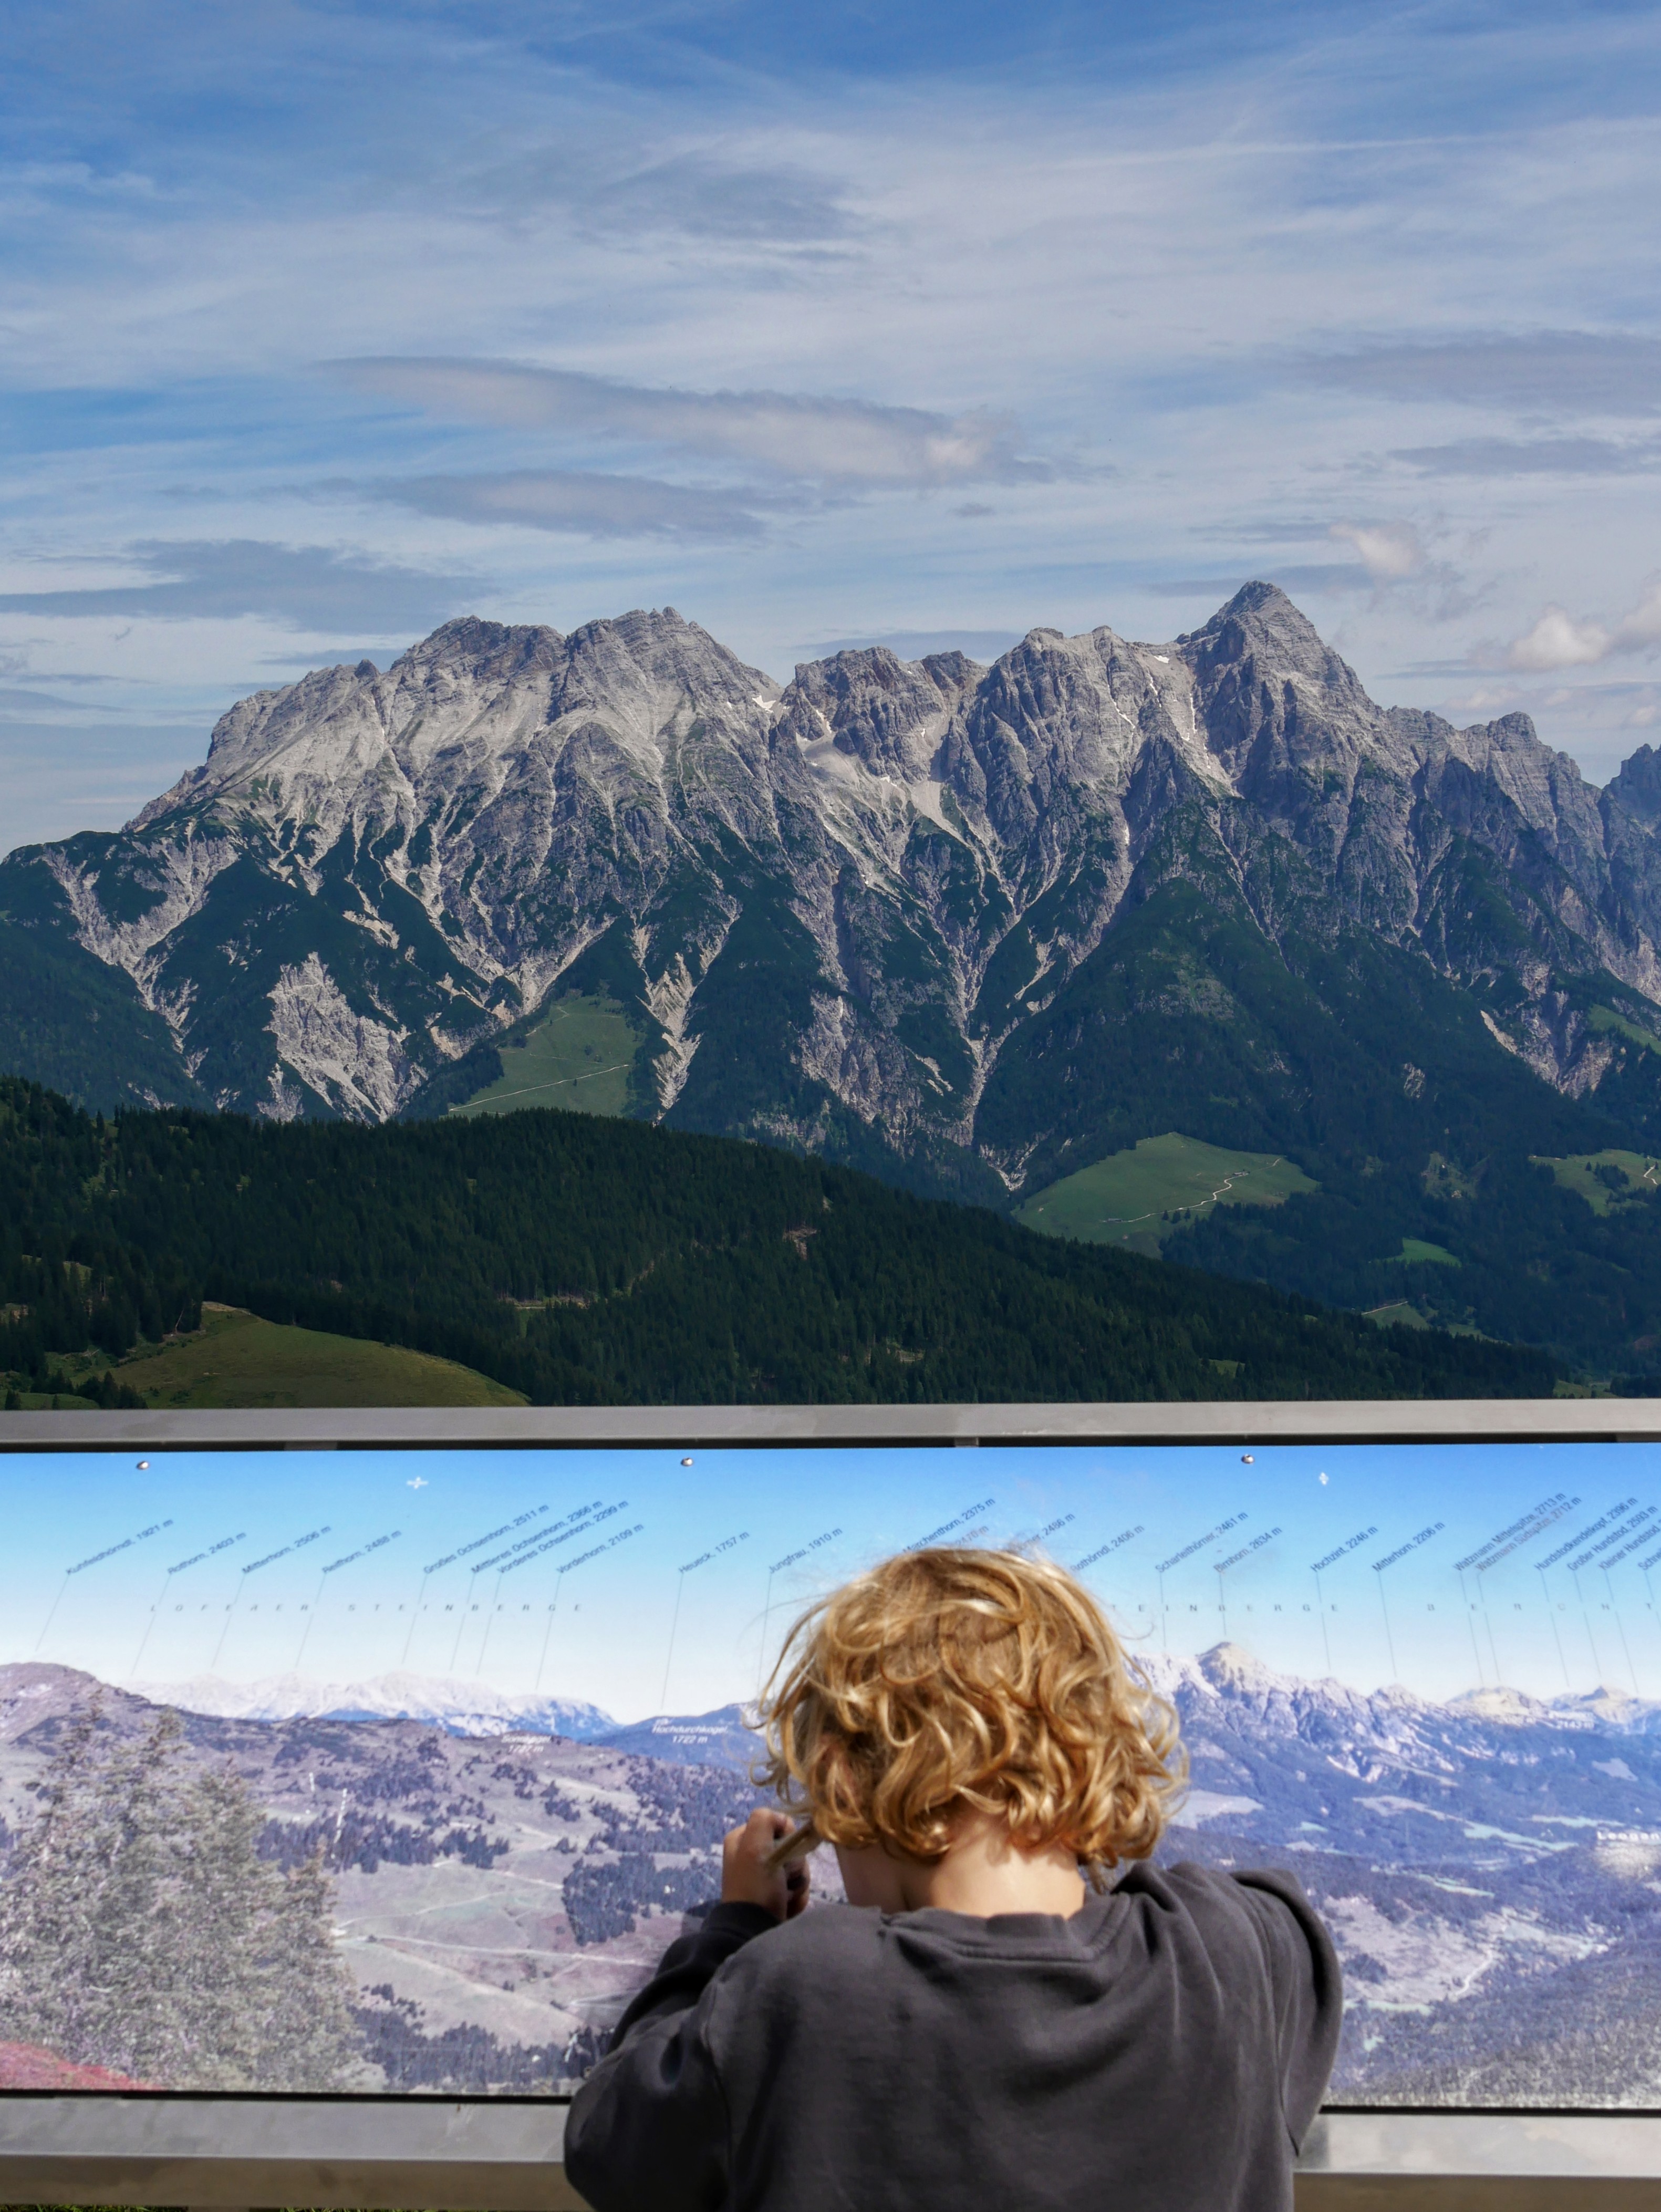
[566,1545,1341,2212]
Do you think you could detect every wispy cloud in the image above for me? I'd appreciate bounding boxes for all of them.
[3,0,1660,793]
[335,359,1045,488]
[1300,332,1661,417]
[0,542,480,634]
[1503,578,1661,671]
[1391,435,1661,477]
[368,470,779,540]
[467,147,859,246]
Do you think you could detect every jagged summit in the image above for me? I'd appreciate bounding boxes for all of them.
[394,614,566,680]
[1182,576,1316,640]
[1197,1639,1293,1697]
[1607,742,1661,828]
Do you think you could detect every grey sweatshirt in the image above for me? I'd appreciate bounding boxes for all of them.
[565,1861,1342,2212]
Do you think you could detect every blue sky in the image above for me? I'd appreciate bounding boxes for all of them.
[6,1442,1661,1715]
[3,0,1660,850]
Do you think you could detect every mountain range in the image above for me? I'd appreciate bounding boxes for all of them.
[8,1649,1661,2103]
[12,583,1661,1367]
[131,1670,616,1740]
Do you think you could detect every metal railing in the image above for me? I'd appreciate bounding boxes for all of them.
[0,2096,1657,2208]
[3,1395,1661,1448]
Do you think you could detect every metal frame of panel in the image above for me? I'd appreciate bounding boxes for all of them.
[3,1396,1661,1448]
[3,2100,1661,2209]
[5,1401,1661,2207]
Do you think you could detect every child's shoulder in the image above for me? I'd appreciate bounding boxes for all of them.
[707,1901,884,2012]
[1119,1856,1312,1908]
[1116,1858,1327,1969]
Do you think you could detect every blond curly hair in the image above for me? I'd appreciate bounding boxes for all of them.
[755,1546,1185,1876]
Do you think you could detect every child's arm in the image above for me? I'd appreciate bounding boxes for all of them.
[564,1813,806,2212]
[1232,1868,1344,2147]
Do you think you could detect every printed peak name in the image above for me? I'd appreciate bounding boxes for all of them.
[422,1504,551,1576]
[769,1527,843,1575]
[1373,1523,1445,1574]
[1156,1513,1246,1576]
[1454,1492,1576,1574]
[242,1526,330,1575]
[907,1499,996,1551]
[1537,1499,1640,1573]
[1216,1526,1282,1573]
[1075,1525,1141,1572]
[1311,1527,1378,1574]
[66,1520,174,1576]
[680,1533,751,1574]
[322,1531,401,1575]
[1567,1504,1657,1574]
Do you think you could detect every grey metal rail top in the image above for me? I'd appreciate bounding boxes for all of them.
[3,1395,1661,1448]
[3,2099,1661,2208]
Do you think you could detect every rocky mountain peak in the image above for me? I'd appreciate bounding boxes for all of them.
[1607,743,1661,828]
[398,615,565,673]
[0,1659,116,1741]
[1196,1640,1291,1696]
[1182,577,1368,710]
[777,644,968,783]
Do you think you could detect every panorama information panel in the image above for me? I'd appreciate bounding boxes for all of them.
[2,1442,1659,2104]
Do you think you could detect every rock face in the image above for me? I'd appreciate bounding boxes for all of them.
[8,584,1661,1193]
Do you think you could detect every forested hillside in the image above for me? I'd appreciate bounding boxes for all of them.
[0,1081,1559,1404]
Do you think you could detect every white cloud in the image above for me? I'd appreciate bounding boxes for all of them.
[1437,684,1530,716]
[1330,522,1427,582]
[1612,580,1661,655]
[1505,606,1612,670]
[1504,578,1661,671]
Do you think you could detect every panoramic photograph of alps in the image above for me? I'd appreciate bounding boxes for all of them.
[4,1439,1661,2104]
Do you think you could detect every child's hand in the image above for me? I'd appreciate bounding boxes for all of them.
[721,1808,809,1922]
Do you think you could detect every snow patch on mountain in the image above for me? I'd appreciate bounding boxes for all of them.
[132,1669,616,1739]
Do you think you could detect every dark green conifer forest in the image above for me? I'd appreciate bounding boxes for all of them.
[0,1078,1559,1403]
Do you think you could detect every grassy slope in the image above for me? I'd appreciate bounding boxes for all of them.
[449,993,640,1120]
[113,1303,525,1408]
[1535,1150,1661,1217]
[1016,1134,1319,1255]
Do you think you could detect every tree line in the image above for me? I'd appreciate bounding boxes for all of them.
[0,1076,1562,1402]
